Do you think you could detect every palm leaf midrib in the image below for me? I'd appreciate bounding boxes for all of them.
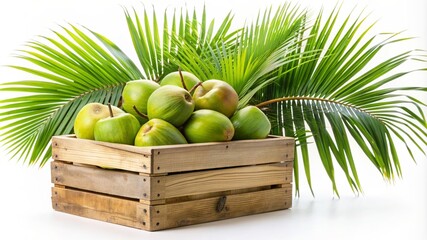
[256,95,385,123]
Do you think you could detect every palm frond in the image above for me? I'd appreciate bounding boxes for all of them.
[168,3,308,104]
[124,5,237,81]
[255,6,427,196]
[0,25,140,166]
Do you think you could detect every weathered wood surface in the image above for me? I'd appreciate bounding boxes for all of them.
[161,162,293,199]
[52,135,151,172]
[52,187,143,229]
[52,185,292,231]
[52,135,294,174]
[152,184,292,231]
[52,161,292,203]
[51,161,150,199]
[148,136,294,174]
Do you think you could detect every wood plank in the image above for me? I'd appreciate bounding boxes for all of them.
[52,136,151,172]
[164,186,272,204]
[52,187,144,229]
[151,137,294,174]
[162,163,293,199]
[51,161,292,203]
[150,185,292,231]
[51,161,151,200]
[52,135,294,174]
[52,185,292,231]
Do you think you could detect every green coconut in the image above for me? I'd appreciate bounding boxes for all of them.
[160,70,201,90]
[192,79,239,117]
[122,80,160,124]
[147,85,195,127]
[183,109,234,143]
[231,106,271,140]
[94,105,141,145]
[134,119,187,146]
[74,102,124,140]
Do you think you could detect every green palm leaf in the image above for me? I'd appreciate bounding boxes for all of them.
[255,6,427,196]
[0,25,140,166]
[168,4,309,102]
[124,5,237,80]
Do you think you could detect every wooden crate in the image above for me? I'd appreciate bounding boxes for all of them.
[51,135,295,231]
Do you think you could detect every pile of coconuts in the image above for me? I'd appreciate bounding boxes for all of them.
[73,69,271,147]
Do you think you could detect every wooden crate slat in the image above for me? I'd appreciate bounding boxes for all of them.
[162,162,293,199]
[153,184,292,230]
[52,187,144,229]
[51,161,150,199]
[52,185,292,231]
[52,135,151,172]
[51,161,292,202]
[52,135,294,174]
[151,137,294,174]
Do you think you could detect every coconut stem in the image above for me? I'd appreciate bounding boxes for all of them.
[107,103,114,118]
[189,81,203,94]
[133,105,149,119]
[178,67,188,91]
[117,96,123,108]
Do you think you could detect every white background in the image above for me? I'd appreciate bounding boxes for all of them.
[0,0,426,239]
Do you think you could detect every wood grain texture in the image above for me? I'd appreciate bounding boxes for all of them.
[52,187,144,229]
[156,185,292,230]
[52,135,151,172]
[51,161,151,200]
[51,185,292,231]
[151,137,295,174]
[162,163,293,199]
[51,161,292,203]
[52,135,294,174]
